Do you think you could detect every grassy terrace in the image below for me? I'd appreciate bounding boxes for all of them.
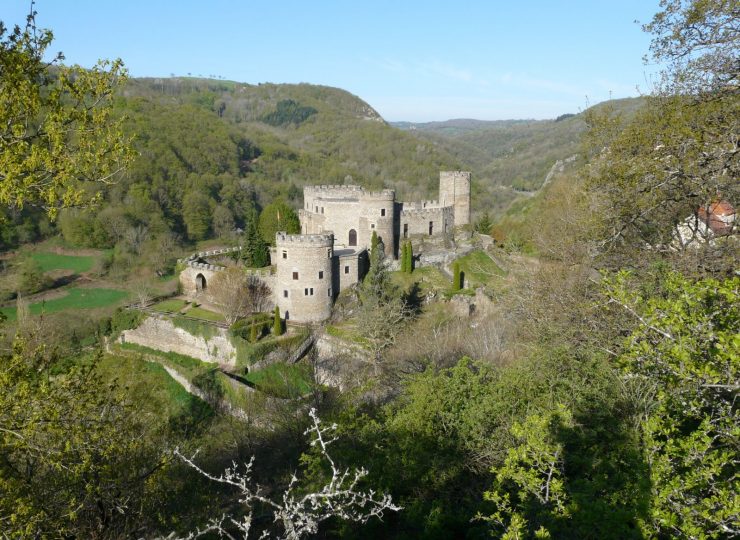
[245,362,313,398]
[1,287,128,321]
[31,252,95,273]
[455,249,506,288]
[186,306,225,322]
[392,265,450,294]
[151,298,189,313]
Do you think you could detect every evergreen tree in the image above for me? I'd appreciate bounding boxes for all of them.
[259,200,300,246]
[405,241,413,273]
[370,230,380,267]
[242,216,270,268]
[400,242,408,273]
[452,261,462,291]
[273,306,283,336]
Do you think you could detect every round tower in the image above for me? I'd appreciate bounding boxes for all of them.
[359,189,396,257]
[275,233,334,323]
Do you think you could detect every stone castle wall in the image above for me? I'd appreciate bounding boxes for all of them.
[302,185,396,256]
[120,315,237,365]
[400,206,454,238]
[439,171,471,227]
[178,247,276,303]
[275,233,334,323]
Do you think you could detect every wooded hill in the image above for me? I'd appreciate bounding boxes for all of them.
[394,97,645,209]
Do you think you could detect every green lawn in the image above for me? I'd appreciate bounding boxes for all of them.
[455,249,506,287]
[186,306,225,322]
[1,287,128,321]
[392,265,450,293]
[31,252,95,273]
[152,299,189,313]
[245,362,313,398]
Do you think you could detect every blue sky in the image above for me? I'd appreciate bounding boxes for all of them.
[4,1,663,121]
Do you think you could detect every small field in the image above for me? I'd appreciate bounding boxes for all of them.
[1,287,128,321]
[31,252,95,273]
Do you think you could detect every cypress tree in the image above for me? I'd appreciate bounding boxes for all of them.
[400,242,408,273]
[406,241,413,273]
[273,306,283,336]
[370,230,379,266]
[250,319,258,343]
[452,261,462,291]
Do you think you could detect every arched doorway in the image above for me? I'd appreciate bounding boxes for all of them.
[348,229,357,246]
[195,273,207,291]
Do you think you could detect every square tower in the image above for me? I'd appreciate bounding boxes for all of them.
[439,171,471,227]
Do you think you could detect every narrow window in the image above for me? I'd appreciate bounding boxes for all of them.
[321,207,324,214]
[403,223,408,238]
[371,224,375,229]
[327,248,332,258]
[283,290,288,298]
[381,208,386,216]
[293,271,299,280]
[282,250,287,259]
[348,229,357,246]
[310,287,314,295]
[344,265,350,274]
[328,287,332,297]
[318,270,324,279]
[315,206,318,212]
[428,221,433,236]
[304,288,309,296]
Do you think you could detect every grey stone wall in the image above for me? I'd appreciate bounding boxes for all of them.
[399,206,454,239]
[120,315,237,365]
[333,249,368,292]
[439,171,471,227]
[275,233,334,323]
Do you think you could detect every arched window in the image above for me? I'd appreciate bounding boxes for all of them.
[348,229,357,246]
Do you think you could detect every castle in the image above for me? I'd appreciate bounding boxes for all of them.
[180,171,471,323]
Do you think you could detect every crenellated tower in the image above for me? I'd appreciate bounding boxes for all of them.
[275,233,334,323]
[439,171,471,227]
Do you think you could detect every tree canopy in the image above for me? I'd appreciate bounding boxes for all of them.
[0,11,133,219]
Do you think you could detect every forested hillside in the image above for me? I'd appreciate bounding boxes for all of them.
[394,97,645,213]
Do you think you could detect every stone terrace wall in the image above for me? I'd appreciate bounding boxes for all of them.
[120,315,237,365]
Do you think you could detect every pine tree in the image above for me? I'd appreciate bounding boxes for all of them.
[273,306,283,336]
[243,216,270,268]
[452,261,462,291]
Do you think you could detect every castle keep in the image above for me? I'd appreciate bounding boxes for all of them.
[181,171,470,323]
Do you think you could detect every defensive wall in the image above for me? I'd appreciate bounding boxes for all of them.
[120,315,237,365]
[178,247,276,303]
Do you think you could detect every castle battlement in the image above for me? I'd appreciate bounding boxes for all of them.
[276,232,334,246]
[401,206,452,216]
[305,185,395,201]
[402,199,442,210]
